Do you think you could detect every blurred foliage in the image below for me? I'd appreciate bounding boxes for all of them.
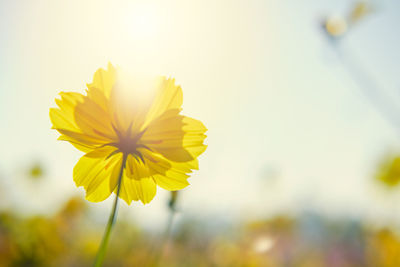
[1,196,400,266]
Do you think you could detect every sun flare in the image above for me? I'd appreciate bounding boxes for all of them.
[126,3,159,40]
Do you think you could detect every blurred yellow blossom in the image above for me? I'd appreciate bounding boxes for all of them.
[376,155,400,187]
[349,1,373,24]
[325,15,348,37]
[367,229,400,266]
[323,1,373,38]
[28,162,44,179]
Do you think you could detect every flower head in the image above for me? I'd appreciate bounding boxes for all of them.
[50,63,207,204]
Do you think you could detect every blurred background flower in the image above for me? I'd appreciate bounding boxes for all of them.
[376,154,400,187]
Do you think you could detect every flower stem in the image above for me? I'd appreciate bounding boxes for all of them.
[93,153,127,267]
[153,191,178,266]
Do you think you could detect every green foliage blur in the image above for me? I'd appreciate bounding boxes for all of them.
[1,193,400,267]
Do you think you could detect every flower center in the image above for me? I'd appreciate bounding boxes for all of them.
[117,132,143,155]
[111,123,149,163]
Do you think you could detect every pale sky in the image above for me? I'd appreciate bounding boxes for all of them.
[0,0,400,229]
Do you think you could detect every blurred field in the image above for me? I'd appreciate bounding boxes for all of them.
[2,194,400,266]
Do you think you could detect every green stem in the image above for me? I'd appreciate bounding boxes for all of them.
[161,208,175,250]
[93,153,127,267]
[153,192,178,266]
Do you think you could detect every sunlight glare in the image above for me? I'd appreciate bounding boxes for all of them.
[126,3,159,40]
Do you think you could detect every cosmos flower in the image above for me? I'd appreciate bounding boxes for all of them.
[50,63,207,204]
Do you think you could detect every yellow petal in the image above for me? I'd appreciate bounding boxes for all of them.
[86,62,116,100]
[121,151,194,203]
[51,93,104,152]
[50,92,84,132]
[73,146,122,202]
[57,134,98,153]
[50,90,117,152]
[143,77,183,128]
[125,154,154,179]
[152,174,189,191]
[142,150,192,191]
[74,96,116,140]
[86,63,128,132]
[118,175,157,205]
[115,154,158,204]
[142,110,207,162]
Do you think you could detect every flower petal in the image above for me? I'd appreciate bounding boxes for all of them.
[153,174,189,191]
[142,150,193,191]
[50,90,117,152]
[86,62,116,100]
[124,154,156,178]
[73,146,122,202]
[57,134,98,153]
[50,92,84,132]
[142,109,207,162]
[74,96,116,140]
[118,175,157,205]
[143,77,183,128]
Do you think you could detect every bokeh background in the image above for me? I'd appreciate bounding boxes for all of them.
[1,0,400,266]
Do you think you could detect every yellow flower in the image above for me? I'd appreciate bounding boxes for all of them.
[349,2,372,24]
[50,63,207,204]
[377,155,400,187]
